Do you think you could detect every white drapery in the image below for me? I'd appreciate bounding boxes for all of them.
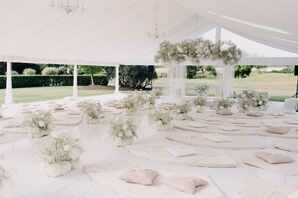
[1,0,297,66]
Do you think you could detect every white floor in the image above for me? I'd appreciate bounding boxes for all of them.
[0,95,297,198]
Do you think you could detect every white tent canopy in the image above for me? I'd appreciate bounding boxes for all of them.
[1,0,298,66]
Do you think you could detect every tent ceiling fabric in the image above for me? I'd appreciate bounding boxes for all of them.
[0,0,215,65]
[0,0,298,65]
[176,0,298,54]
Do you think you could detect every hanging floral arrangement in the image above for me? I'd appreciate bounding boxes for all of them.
[155,39,242,65]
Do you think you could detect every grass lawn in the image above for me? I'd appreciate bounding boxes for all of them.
[153,72,297,101]
[0,72,296,105]
[0,87,114,106]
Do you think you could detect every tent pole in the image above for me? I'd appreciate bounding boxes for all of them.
[4,61,13,106]
[73,64,78,98]
[114,64,120,95]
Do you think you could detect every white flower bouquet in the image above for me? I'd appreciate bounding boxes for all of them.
[252,92,269,111]
[214,98,232,112]
[196,84,209,96]
[151,88,162,98]
[175,100,191,120]
[152,109,173,130]
[0,166,9,189]
[193,95,207,113]
[145,95,156,110]
[40,135,83,177]
[110,115,137,147]
[83,102,103,124]
[24,110,52,138]
[237,90,255,113]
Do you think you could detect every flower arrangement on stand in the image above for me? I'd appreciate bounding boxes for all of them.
[155,39,241,65]
[83,102,103,124]
[214,98,232,113]
[237,90,255,113]
[193,95,207,113]
[0,166,9,189]
[252,92,269,111]
[175,100,191,120]
[152,109,173,130]
[110,115,137,147]
[40,135,83,178]
[24,110,52,138]
[196,84,209,96]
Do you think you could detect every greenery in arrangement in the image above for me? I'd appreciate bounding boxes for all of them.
[110,115,138,146]
[175,100,191,120]
[40,135,83,177]
[237,90,269,112]
[196,84,209,95]
[119,65,157,89]
[214,98,232,112]
[23,68,36,75]
[0,166,9,189]
[252,91,269,111]
[24,110,52,138]
[193,95,208,113]
[237,90,256,113]
[155,39,241,65]
[83,102,103,123]
[151,108,173,130]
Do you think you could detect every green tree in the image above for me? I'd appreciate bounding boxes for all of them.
[119,65,157,89]
[186,66,197,79]
[234,65,253,78]
[78,66,103,85]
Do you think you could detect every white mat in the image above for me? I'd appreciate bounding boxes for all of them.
[53,118,82,126]
[244,152,298,176]
[127,141,236,168]
[173,122,258,136]
[166,132,265,150]
[0,127,28,134]
[234,178,298,198]
[0,133,27,144]
[274,140,298,153]
[84,161,224,198]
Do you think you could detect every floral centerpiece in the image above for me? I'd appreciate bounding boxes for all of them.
[252,92,269,111]
[145,94,156,110]
[40,135,83,177]
[151,89,162,99]
[0,166,9,189]
[83,102,103,124]
[152,109,173,130]
[155,39,241,65]
[214,98,232,113]
[193,95,207,113]
[237,90,255,113]
[110,115,137,147]
[24,110,52,138]
[175,100,191,120]
[196,84,209,96]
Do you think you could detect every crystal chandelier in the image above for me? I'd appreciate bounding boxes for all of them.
[148,1,165,39]
[51,0,85,14]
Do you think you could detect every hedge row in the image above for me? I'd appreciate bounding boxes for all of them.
[0,75,108,89]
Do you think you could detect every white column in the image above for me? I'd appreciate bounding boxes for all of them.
[215,26,223,98]
[72,64,78,98]
[4,61,13,106]
[114,65,120,94]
